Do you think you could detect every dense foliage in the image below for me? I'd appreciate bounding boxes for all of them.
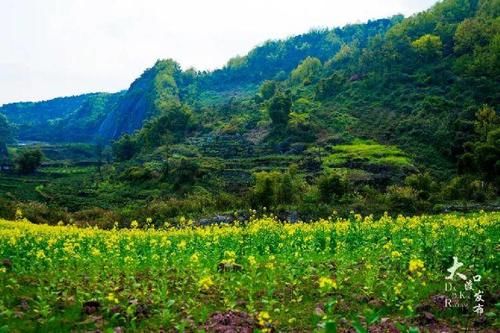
[0,114,12,165]
[14,148,43,175]
[0,93,123,142]
[0,0,498,225]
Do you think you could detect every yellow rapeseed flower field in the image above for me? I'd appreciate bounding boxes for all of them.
[0,211,498,331]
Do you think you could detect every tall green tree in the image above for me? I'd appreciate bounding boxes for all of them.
[290,57,322,85]
[411,34,443,59]
[112,134,138,161]
[458,105,500,185]
[0,114,13,167]
[318,173,346,203]
[15,148,43,174]
[259,80,277,100]
[475,105,498,140]
[268,92,291,127]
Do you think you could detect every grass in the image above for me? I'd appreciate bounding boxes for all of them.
[324,139,412,168]
[0,211,498,332]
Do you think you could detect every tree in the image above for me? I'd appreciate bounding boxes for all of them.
[454,18,488,55]
[457,152,476,174]
[474,105,498,140]
[112,134,138,161]
[411,34,443,59]
[474,142,499,181]
[94,140,105,182]
[318,173,346,203]
[473,108,500,181]
[268,92,291,127]
[259,80,277,100]
[458,105,500,186]
[0,144,8,170]
[252,171,279,208]
[405,172,435,200]
[15,148,43,174]
[0,114,12,169]
[0,114,12,144]
[315,72,345,98]
[139,104,192,150]
[290,57,322,85]
[386,186,420,214]
[276,165,302,205]
[171,158,202,191]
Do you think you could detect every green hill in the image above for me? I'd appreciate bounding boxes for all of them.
[0,0,498,224]
[0,17,398,143]
[0,92,123,142]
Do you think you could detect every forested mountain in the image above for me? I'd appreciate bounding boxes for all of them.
[0,92,123,142]
[196,17,400,91]
[0,0,498,225]
[0,16,399,142]
[118,0,498,173]
[1,0,497,165]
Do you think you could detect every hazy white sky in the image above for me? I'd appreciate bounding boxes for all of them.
[0,0,439,105]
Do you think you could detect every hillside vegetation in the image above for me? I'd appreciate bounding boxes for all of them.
[0,0,499,226]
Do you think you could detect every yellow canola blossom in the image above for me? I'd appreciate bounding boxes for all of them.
[0,211,497,278]
[319,276,337,290]
[257,311,272,327]
[0,211,497,332]
[409,258,425,273]
[198,275,215,290]
[391,250,402,258]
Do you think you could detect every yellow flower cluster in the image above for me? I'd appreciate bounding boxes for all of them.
[198,275,214,290]
[391,250,402,258]
[247,255,257,267]
[319,276,337,290]
[106,293,119,304]
[257,311,272,330]
[408,258,425,273]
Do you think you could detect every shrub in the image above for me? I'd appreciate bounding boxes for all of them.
[349,187,390,216]
[259,80,277,100]
[170,158,203,191]
[72,208,121,229]
[15,148,43,174]
[140,193,215,226]
[386,186,420,214]
[120,166,154,182]
[317,173,346,203]
[267,92,291,127]
[251,171,279,208]
[0,198,15,219]
[251,168,304,208]
[16,201,68,225]
[112,134,138,161]
[442,176,495,202]
[405,172,436,200]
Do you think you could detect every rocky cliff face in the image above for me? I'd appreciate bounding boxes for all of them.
[0,60,182,143]
[97,74,155,141]
[97,59,182,141]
